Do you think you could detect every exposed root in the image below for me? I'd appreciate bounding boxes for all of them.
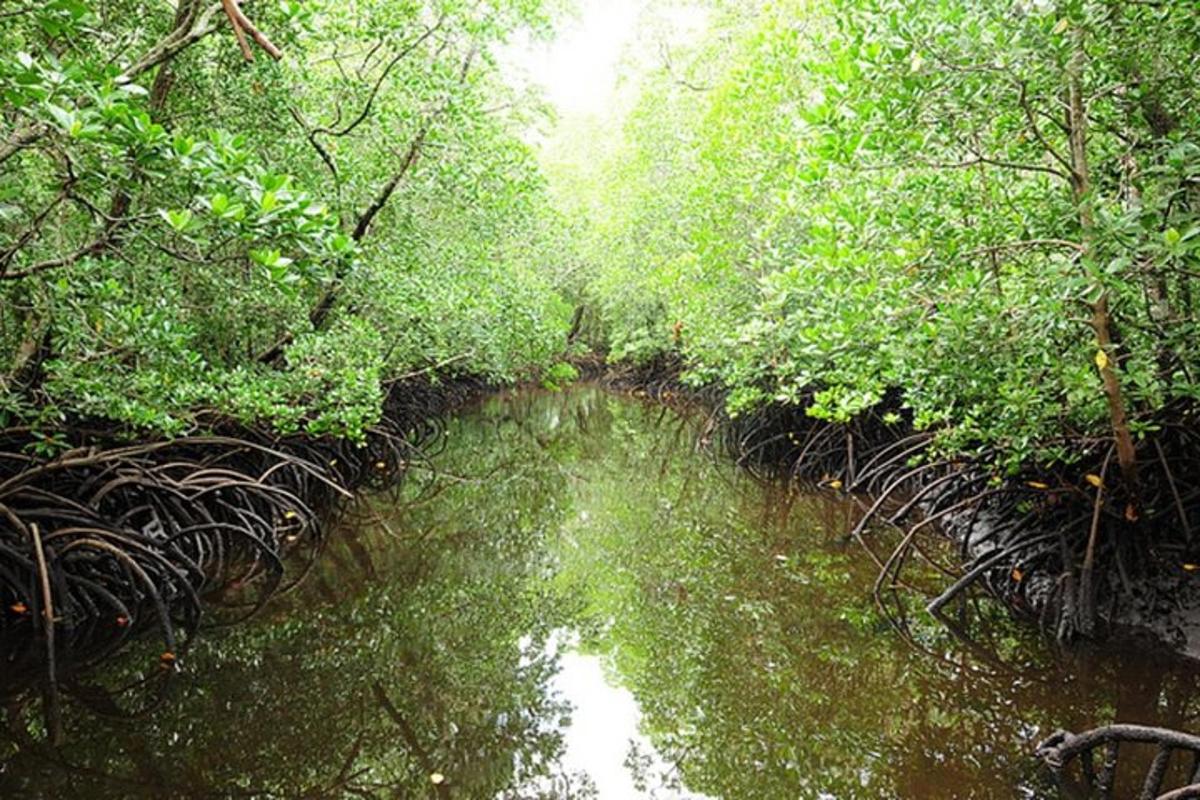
[605,363,1200,654]
[0,376,488,726]
[1038,724,1200,799]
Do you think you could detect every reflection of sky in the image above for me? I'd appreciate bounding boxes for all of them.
[551,633,715,800]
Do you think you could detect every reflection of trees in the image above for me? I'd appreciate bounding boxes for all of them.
[3,387,1198,799]
[0,390,598,799]
[553,396,1200,799]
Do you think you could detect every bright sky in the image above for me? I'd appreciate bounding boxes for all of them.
[501,0,709,120]
[503,0,643,117]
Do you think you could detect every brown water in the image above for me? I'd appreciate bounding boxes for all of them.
[1,387,1198,798]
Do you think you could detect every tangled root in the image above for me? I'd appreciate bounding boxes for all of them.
[719,389,1200,648]
[603,360,1200,650]
[1037,724,1200,799]
[0,376,487,734]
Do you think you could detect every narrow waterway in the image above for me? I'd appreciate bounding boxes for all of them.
[2,387,1197,798]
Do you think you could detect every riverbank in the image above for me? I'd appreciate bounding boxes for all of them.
[0,376,490,724]
[6,385,1199,798]
[591,356,1200,660]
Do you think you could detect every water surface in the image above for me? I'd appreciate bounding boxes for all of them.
[1,387,1197,798]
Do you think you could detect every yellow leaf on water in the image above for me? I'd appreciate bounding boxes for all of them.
[1095,350,1109,371]
[1085,474,1103,489]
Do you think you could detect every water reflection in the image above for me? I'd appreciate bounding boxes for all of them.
[1,387,1198,798]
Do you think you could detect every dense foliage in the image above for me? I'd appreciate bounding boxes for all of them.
[7,0,1198,476]
[5,0,1200,472]
[0,0,572,442]
[562,0,1200,471]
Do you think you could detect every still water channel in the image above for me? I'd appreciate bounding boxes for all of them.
[1,387,1197,798]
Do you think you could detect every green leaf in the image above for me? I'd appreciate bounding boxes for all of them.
[44,104,77,133]
[159,208,194,232]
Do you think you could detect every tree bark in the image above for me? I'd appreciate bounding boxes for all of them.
[1067,28,1138,492]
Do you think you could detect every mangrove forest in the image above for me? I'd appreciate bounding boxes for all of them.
[2,0,1200,797]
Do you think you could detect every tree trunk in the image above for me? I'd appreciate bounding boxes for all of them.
[1067,28,1138,493]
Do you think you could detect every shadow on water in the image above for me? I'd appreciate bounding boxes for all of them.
[1,386,1198,798]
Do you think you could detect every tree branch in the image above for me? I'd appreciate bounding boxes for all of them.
[317,19,446,139]
[118,2,226,82]
[0,190,71,273]
[0,124,48,167]
[914,152,1069,180]
[1017,79,1075,176]
[221,0,282,62]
